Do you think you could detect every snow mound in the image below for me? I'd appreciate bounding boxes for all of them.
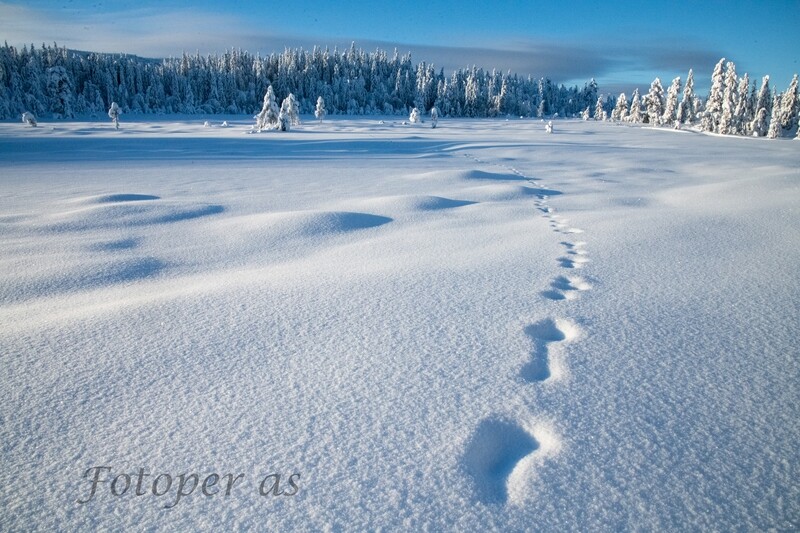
[458,169,529,181]
[465,184,560,202]
[216,210,393,239]
[350,195,477,213]
[44,201,224,231]
[80,194,161,204]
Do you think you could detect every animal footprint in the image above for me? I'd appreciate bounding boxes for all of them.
[463,418,539,504]
[520,318,580,382]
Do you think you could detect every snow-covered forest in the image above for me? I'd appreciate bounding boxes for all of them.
[0,42,600,120]
[1,43,798,139]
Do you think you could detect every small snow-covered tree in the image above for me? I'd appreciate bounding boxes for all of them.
[314,96,326,123]
[662,77,681,127]
[611,92,628,122]
[430,106,439,128]
[581,106,590,120]
[22,111,37,127]
[645,77,664,125]
[703,58,726,132]
[628,88,642,123]
[545,120,553,133]
[108,102,121,129]
[594,96,604,120]
[767,94,782,139]
[677,69,696,126]
[256,86,280,131]
[750,107,769,137]
[282,93,300,126]
[278,97,291,131]
[409,107,421,123]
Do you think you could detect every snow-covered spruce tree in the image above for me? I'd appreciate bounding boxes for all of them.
[314,96,326,123]
[778,74,799,133]
[663,77,681,127]
[282,93,300,126]
[719,61,739,135]
[628,88,642,123]
[581,106,590,120]
[750,107,769,137]
[21,111,37,127]
[47,66,74,119]
[703,58,726,132]
[108,102,121,129]
[645,77,664,125]
[594,96,604,120]
[611,92,628,122]
[409,107,421,123]
[754,75,771,120]
[256,86,280,131]
[430,106,439,128]
[767,94,782,138]
[278,97,291,131]
[734,73,752,135]
[676,69,696,127]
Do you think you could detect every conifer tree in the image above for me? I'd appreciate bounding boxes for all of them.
[611,92,628,122]
[315,96,326,122]
[645,78,664,125]
[703,58,726,132]
[662,77,681,127]
[628,88,642,123]
[767,94,782,138]
[778,74,799,132]
[676,69,696,126]
[256,85,279,131]
[594,96,604,120]
[719,61,739,135]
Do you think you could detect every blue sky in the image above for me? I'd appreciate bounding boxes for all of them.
[2,0,798,95]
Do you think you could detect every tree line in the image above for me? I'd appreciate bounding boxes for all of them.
[0,42,600,120]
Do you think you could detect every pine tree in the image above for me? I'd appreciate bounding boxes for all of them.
[750,107,768,137]
[734,73,751,135]
[628,88,642,123]
[430,106,439,128]
[662,77,681,127]
[778,74,799,132]
[767,94,782,138]
[594,96,604,120]
[46,65,73,118]
[409,107,421,123]
[108,101,120,129]
[719,61,739,135]
[315,96,326,122]
[703,58,726,132]
[611,92,628,122]
[644,78,664,125]
[754,75,771,119]
[256,85,279,131]
[676,69,696,126]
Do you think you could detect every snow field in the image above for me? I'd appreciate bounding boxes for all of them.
[0,117,798,531]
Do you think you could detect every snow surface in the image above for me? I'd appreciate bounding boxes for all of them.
[1,117,798,531]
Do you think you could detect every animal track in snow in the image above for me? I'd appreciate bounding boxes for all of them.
[520,318,580,383]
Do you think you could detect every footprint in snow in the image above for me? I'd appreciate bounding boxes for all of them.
[541,275,591,301]
[520,318,580,383]
[463,418,539,505]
